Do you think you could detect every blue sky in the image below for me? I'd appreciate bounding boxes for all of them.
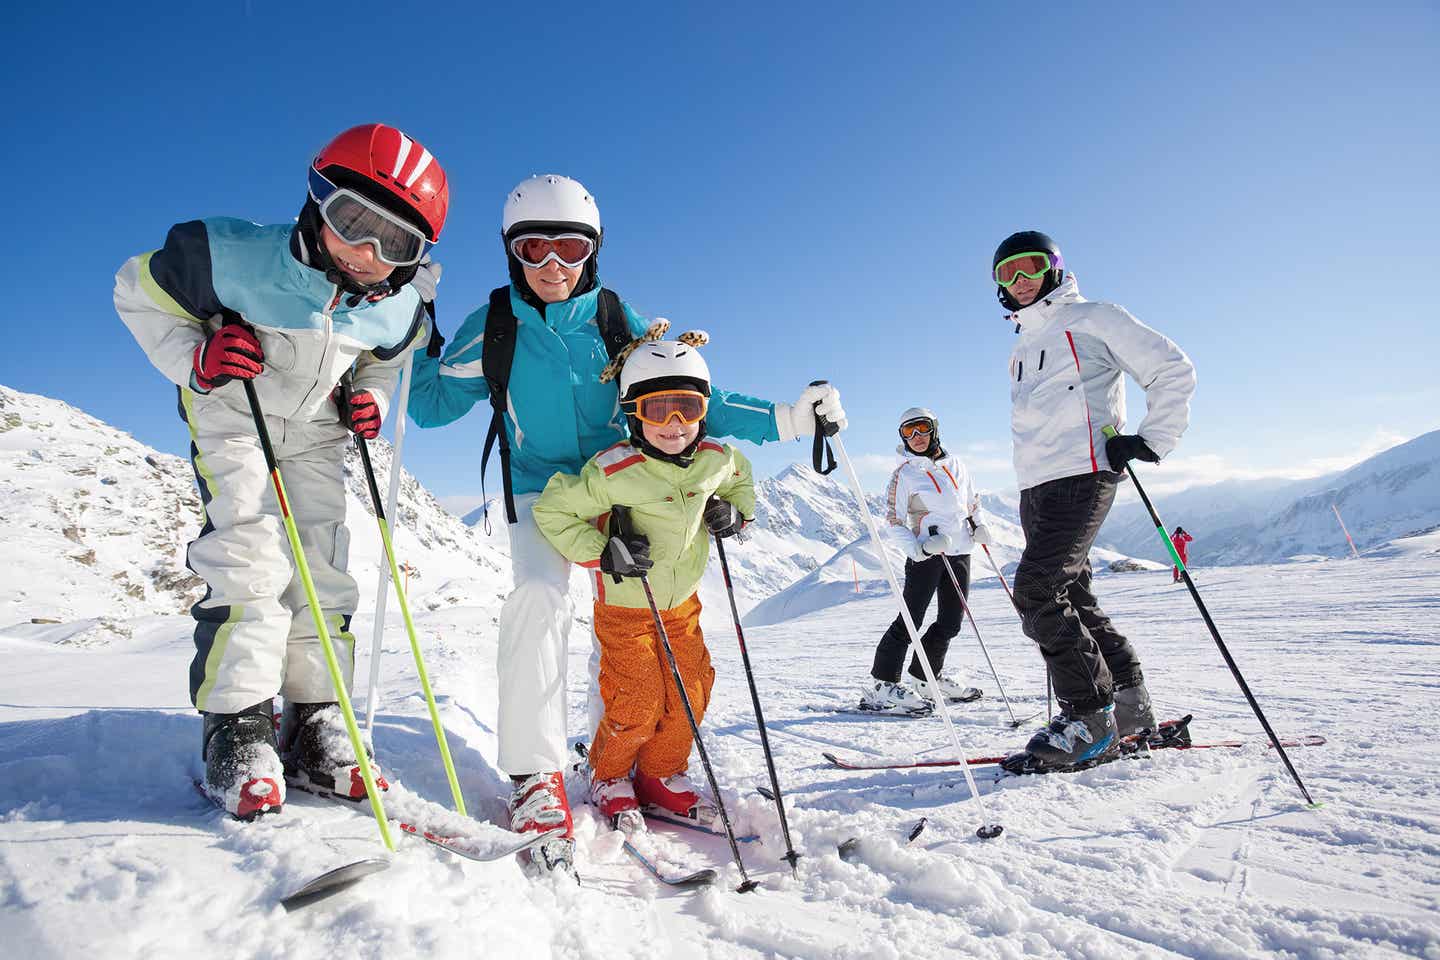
[5,2,1437,510]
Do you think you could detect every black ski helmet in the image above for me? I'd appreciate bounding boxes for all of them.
[993,230,1065,312]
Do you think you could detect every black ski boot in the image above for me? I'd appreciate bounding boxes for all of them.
[201,698,284,820]
[279,701,387,802]
[1113,677,1157,738]
[1001,703,1120,774]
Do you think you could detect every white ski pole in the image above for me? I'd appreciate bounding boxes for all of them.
[364,351,413,733]
[810,391,1001,839]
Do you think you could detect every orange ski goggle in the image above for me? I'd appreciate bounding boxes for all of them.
[626,389,708,426]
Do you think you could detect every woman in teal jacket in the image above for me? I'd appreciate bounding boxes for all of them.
[407,173,846,875]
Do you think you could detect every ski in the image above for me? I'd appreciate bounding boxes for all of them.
[838,817,928,862]
[395,821,566,862]
[280,858,390,911]
[621,840,717,888]
[642,805,761,843]
[821,716,1324,771]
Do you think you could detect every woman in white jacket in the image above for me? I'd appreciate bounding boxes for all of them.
[861,408,992,714]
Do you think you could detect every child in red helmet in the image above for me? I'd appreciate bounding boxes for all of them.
[113,124,446,820]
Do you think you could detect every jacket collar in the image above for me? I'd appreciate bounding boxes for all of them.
[510,281,602,329]
[1008,273,1085,335]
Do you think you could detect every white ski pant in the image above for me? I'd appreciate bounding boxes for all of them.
[182,389,358,714]
[500,491,600,776]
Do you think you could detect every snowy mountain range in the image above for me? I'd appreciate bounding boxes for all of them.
[1099,429,1440,565]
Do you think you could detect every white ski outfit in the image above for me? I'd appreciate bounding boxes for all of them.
[883,446,983,559]
[114,218,427,713]
[1008,274,1195,491]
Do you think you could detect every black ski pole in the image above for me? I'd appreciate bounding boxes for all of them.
[611,506,760,892]
[1101,427,1319,807]
[928,529,1022,728]
[714,534,801,877]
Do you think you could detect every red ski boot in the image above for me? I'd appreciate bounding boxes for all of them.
[509,772,576,876]
[634,770,718,824]
[590,775,643,833]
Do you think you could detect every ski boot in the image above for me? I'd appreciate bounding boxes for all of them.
[1001,703,1120,775]
[279,701,387,801]
[200,698,284,821]
[911,674,983,705]
[590,775,644,834]
[509,772,576,877]
[634,770,718,825]
[1113,677,1157,738]
[858,679,933,716]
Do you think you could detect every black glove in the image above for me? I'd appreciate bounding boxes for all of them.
[600,533,653,582]
[703,496,746,539]
[1105,433,1160,472]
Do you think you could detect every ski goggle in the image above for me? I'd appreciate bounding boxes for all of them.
[899,420,934,439]
[994,252,1058,288]
[626,389,708,426]
[309,169,433,266]
[509,233,596,269]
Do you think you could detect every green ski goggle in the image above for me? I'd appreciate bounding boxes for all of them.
[994,252,1057,288]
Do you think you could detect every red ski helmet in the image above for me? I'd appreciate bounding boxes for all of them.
[310,123,449,242]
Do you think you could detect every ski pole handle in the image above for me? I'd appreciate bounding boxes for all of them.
[808,379,838,475]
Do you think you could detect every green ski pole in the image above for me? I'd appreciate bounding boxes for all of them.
[243,379,395,850]
[1101,425,1318,807]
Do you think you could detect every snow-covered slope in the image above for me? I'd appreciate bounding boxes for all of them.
[3,540,1437,957]
[1100,429,1440,566]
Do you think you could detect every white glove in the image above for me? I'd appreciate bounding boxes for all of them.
[773,383,847,441]
[410,258,442,302]
[969,522,993,546]
[921,531,953,556]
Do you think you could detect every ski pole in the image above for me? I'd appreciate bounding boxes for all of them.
[714,534,801,877]
[241,378,394,851]
[1101,426,1318,807]
[808,384,1002,839]
[970,521,1053,723]
[929,531,1021,728]
[365,350,414,733]
[342,378,467,818]
[613,508,759,892]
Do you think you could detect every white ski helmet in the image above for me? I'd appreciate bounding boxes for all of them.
[619,338,712,401]
[900,406,937,428]
[502,174,601,239]
[899,406,941,452]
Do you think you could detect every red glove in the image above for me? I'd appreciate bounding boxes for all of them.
[192,324,263,391]
[342,390,382,439]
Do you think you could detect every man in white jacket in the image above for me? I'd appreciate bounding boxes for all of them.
[861,408,991,714]
[994,231,1195,773]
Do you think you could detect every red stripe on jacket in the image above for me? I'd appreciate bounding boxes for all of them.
[1065,330,1099,473]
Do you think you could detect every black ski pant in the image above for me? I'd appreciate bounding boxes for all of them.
[871,553,970,684]
[1014,471,1142,714]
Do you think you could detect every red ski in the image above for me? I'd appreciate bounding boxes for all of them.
[821,717,1324,771]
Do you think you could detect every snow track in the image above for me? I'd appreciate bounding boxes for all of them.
[3,554,1439,957]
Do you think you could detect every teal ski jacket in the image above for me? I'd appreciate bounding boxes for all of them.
[408,283,781,496]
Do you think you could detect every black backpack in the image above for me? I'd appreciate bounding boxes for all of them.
[480,285,632,527]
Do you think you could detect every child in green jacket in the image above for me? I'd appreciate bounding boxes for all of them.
[532,330,754,830]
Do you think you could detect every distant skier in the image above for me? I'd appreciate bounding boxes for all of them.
[993,231,1196,773]
[406,174,846,873]
[860,408,991,715]
[112,124,447,819]
[532,333,753,834]
[1170,526,1194,583]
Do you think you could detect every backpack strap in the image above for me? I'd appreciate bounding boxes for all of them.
[480,286,519,528]
[595,288,632,363]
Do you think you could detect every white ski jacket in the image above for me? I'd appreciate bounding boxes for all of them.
[884,446,981,560]
[1008,274,1195,491]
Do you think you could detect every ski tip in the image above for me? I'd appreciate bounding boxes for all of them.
[821,752,840,765]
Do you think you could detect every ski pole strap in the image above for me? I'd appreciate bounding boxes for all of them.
[808,379,838,476]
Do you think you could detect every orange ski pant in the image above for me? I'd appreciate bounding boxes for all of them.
[587,593,715,782]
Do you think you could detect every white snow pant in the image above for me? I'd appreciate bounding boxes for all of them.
[498,492,585,776]
[181,388,358,714]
